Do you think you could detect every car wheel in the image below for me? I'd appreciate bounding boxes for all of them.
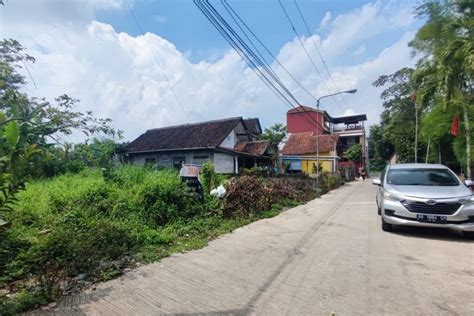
[377,205,381,216]
[381,217,393,232]
[462,231,474,239]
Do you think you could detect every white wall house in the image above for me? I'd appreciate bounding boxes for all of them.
[123,117,271,174]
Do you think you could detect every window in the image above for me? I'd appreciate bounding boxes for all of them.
[144,158,156,165]
[173,156,186,169]
[193,155,209,166]
[386,168,459,186]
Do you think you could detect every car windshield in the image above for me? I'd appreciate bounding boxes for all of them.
[386,168,460,186]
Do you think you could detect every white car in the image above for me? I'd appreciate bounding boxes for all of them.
[373,163,474,238]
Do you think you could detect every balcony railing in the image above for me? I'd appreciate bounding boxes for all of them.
[332,123,364,132]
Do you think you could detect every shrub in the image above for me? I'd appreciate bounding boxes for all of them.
[201,162,227,193]
[321,173,343,193]
[1,165,210,313]
[239,166,273,177]
[223,176,320,218]
[223,176,273,217]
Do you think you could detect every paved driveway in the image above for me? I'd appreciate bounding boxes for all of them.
[37,180,474,315]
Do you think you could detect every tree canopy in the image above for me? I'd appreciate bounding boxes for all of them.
[0,39,119,214]
[369,0,473,177]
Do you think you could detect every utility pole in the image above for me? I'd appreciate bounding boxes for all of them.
[415,102,418,163]
[316,98,320,191]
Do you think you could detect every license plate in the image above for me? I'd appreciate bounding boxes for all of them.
[416,214,447,223]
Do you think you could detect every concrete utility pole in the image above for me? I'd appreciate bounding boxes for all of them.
[316,89,357,191]
[415,102,418,163]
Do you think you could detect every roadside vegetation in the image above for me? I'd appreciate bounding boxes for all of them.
[369,1,473,178]
[0,165,342,314]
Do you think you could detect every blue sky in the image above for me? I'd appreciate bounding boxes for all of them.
[96,0,418,63]
[1,0,422,141]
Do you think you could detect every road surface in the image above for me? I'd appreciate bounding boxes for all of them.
[37,180,474,315]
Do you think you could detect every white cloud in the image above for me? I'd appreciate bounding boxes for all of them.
[320,1,415,58]
[320,11,332,29]
[1,0,418,141]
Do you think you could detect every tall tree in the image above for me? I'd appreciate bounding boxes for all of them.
[410,0,473,178]
[0,39,118,214]
[373,68,422,163]
[368,124,394,170]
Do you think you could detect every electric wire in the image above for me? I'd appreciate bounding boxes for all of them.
[195,0,338,141]
[195,0,296,108]
[220,0,338,141]
[278,0,344,113]
[293,0,349,110]
[222,0,319,104]
[204,1,301,106]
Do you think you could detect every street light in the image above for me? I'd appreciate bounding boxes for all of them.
[315,89,357,193]
[316,89,357,107]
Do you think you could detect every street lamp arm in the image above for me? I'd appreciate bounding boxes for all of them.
[316,89,357,104]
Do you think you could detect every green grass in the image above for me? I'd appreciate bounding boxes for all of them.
[0,166,299,315]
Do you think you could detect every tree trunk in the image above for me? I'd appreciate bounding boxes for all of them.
[463,106,472,179]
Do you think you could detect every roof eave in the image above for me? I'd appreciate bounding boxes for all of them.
[125,146,216,154]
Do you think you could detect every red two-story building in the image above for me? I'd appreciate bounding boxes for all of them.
[282,105,367,178]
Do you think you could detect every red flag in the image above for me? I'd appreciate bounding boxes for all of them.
[450,113,459,137]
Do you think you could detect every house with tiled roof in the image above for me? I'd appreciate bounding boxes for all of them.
[282,105,367,176]
[124,117,271,174]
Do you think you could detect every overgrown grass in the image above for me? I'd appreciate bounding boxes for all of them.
[0,166,327,314]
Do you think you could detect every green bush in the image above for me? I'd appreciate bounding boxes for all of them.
[0,166,206,313]
[321,173,343,193]
[200,162,227,193]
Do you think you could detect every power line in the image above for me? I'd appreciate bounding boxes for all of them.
[125,0,190,119]
[278,0,344,113]
[194,0,338,142]
[195,0,297,108]
[221,0,337,141]
[194,1,292,107]
[221,0,319,104]
[206,1,302,106]
[293,0,349,110]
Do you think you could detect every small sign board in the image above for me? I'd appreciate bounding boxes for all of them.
[179,164,203,202]
[179,164,200,178]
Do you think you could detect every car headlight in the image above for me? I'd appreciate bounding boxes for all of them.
[384,191,405,202]
[458,195,474,205]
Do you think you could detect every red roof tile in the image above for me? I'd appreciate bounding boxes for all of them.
[282,133,338,155]
[234,141,269,156]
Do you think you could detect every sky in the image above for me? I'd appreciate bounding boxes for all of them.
[0,0,422,142]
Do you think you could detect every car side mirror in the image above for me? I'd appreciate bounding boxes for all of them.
[464,179,474,187]
[372,179,382,186]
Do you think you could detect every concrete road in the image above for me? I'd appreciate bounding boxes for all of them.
[41,180,474,315]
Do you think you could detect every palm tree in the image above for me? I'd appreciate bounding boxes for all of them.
[411,0,473,178]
